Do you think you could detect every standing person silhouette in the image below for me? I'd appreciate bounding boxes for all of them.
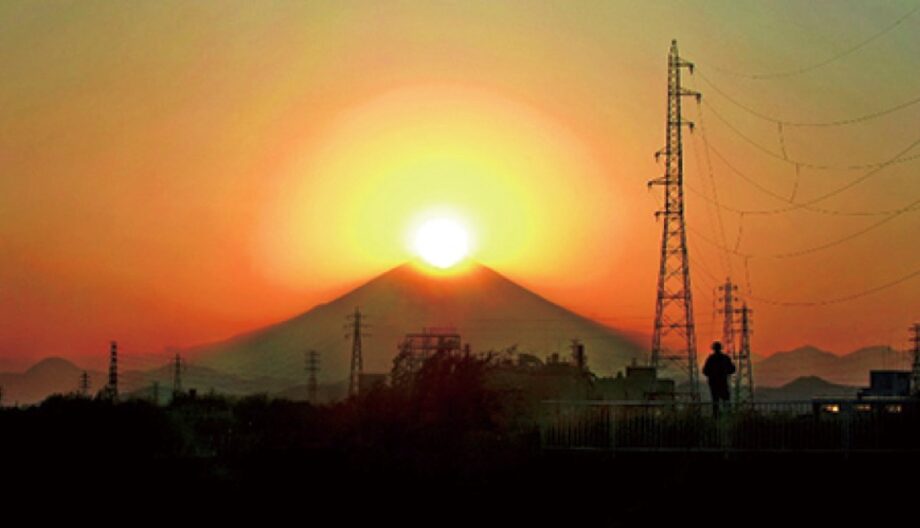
[702,341,735,417]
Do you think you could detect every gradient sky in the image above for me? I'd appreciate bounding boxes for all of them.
[1,1,918,370]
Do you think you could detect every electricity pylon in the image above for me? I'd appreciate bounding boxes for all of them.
[718,279,755,404]
[79,371,90,397]
[172,353,183,400]
[305,350,320,403]
[735,303,755,404]
[107,341,119,400]
[718,278,738,361]
[649,40,702,400]
[910,323,920,396]
[345,307,369,398]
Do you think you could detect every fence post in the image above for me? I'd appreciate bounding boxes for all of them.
[841,402,852,459]
[608,404,616,453]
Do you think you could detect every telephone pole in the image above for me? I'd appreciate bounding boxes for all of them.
[345,307,369,398]
[649,40,702,400]
[910,323,920,396]
[305,350,320,403]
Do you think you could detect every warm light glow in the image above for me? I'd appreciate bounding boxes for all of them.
[413,217,470,268]
[256,84,623,289]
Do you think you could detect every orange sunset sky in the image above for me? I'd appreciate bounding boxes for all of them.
[1,1,918,370]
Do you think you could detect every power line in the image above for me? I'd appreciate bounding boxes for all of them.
[697,69,920,127]
[689,196,920,259]
[689,117,732,275]
[746,266,920,307]
[708,4,920,80]
[703,100,920,170]
[689,137,920,216]
[686,179,920,218]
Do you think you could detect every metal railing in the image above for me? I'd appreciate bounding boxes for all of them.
[540,399,920,453]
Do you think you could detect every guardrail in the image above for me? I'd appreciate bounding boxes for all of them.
[540,399,920,453]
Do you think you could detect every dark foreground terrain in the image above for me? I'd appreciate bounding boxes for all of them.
[1,354,916,526]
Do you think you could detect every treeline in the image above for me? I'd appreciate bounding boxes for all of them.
[0,353,541,511]
[2,352,918,526]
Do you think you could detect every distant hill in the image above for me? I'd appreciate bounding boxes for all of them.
[119,363,297,404]
[190,262,646,388]
[0,357,103,405]
[755,376,859,402]
[753,345,911,387]
[274,379,349,404]
[0,357,295,406]
[6,265,911,404]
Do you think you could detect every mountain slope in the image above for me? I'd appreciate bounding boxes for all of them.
[754,345,911,387]
[0,357,104,404]
[754,376,859,401]
[191,262,646,386]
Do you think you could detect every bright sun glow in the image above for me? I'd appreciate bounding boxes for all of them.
[413,218,470,268]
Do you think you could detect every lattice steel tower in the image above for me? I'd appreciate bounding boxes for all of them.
[649,40,701,400]
[346,307,368,398]
[735,303,755,404]
[172,353,183,399]
[79,371,90,397]
[910,323,920,396]
[718,278,738,362]
[305,349,319,403]
[718,279,754,403]
[107,341,119,400]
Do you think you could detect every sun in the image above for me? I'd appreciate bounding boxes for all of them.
[413,217,470,269]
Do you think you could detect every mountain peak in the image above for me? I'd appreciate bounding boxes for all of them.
[25,356,81,377]
[195,261,645,385]
[375,260,504,287]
